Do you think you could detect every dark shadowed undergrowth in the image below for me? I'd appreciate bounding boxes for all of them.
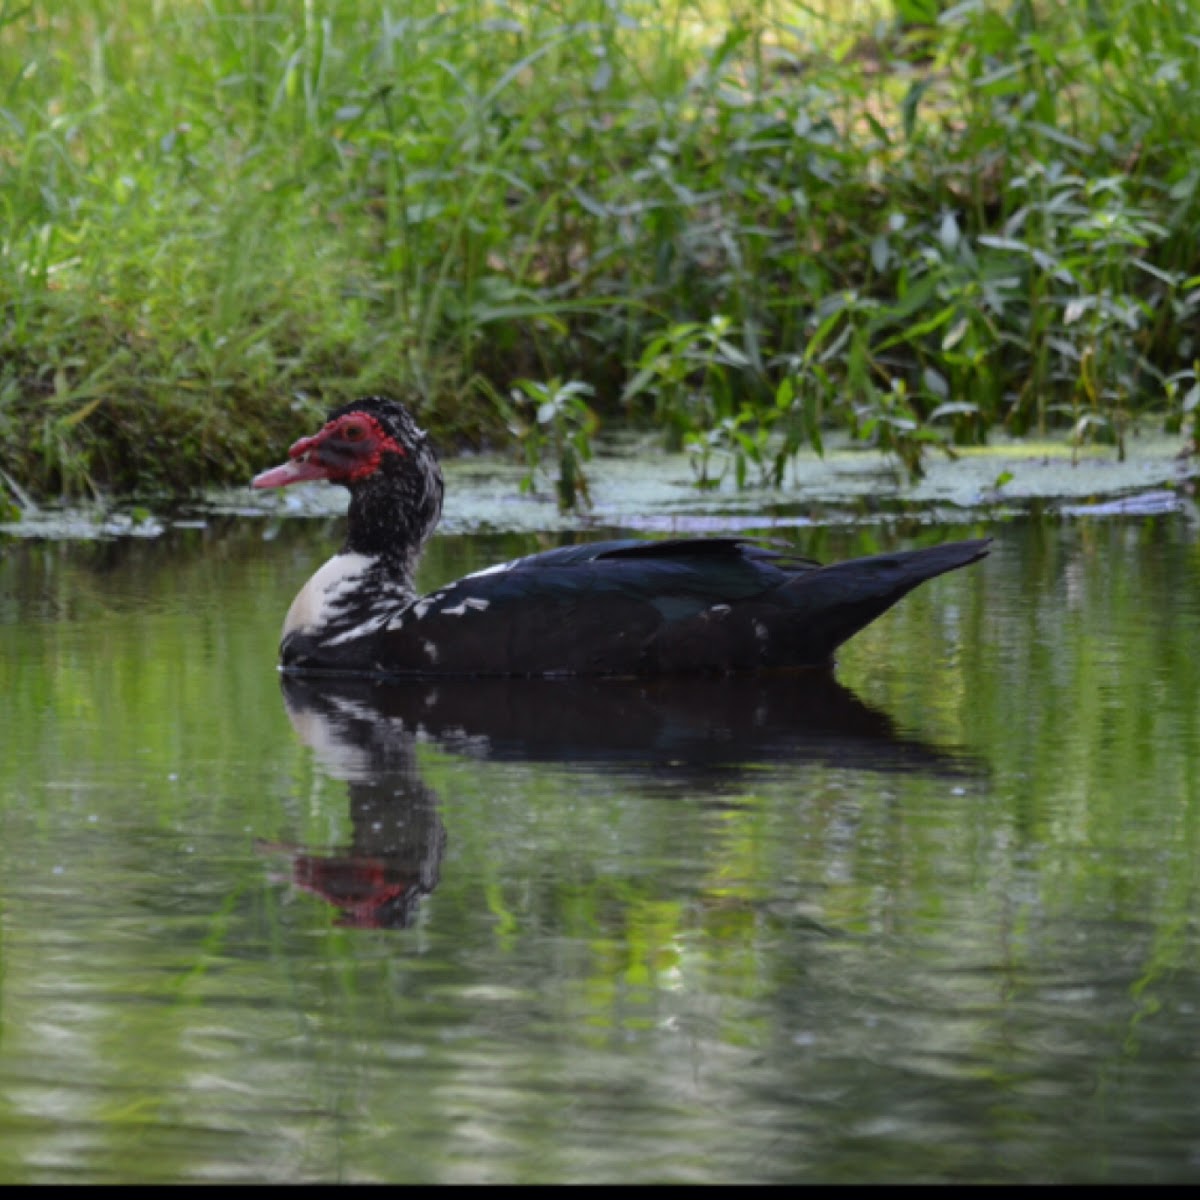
[2,0,1199,506]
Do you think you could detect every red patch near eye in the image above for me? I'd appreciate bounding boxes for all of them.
[284,411,408,482]
[338,413,406,480]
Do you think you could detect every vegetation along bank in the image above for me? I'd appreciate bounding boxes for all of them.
[1,0,1198,508]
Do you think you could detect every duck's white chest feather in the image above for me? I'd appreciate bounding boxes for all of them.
[282,552,378,640]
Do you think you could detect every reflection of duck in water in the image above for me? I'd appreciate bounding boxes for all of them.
[260,681,448,930]
[267,672,981,928]
[252,397,989,679]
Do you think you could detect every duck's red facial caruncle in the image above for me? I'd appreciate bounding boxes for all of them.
[252,411,406,489]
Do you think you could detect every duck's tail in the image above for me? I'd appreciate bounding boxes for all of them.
[780,537,992,664]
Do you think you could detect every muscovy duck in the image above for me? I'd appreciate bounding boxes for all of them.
[252,396,990,677]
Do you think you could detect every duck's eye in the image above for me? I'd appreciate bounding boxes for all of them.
[341,420,368,442]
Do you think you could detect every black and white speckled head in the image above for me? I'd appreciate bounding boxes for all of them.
[325,397,443,568]
[254,396,444,574]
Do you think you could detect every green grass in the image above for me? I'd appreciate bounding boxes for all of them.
[2,0,1199,501]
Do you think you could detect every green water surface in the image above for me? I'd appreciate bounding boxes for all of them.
[1,509,1198,1183]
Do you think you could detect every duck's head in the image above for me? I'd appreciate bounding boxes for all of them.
[253,396,444,563]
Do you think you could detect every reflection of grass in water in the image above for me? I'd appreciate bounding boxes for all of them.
[3,1,1200,502]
